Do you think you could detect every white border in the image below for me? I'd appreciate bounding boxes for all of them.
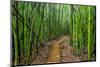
[16,0,96,5]
[0,0,100,67]
[0,0,10,67]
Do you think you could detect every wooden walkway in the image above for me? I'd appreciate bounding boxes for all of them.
[46,36,66,63]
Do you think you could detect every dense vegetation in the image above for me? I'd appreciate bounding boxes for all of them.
[69,5,96,60]
[11,1,96,66]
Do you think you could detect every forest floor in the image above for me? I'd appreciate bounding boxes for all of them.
[60,35,88,63]
[31,35,88,64]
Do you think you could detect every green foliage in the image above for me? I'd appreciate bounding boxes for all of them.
[12,1,96,66]
[69,5,96,59]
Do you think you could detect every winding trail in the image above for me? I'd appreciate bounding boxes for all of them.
[46,35,86,63]
[31,35,87,64]
[46,36,67,63]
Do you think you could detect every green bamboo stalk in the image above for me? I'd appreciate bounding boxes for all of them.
[88,6,91,61]
[12,17,18,65]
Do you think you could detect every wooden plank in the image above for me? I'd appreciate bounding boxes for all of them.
[46,36,66,63]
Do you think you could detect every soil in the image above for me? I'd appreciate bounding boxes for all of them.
[30,35,88,64]
[60,35,87,63]
[30,39,56,64]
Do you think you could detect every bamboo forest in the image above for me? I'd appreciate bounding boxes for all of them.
[11,1,96,66]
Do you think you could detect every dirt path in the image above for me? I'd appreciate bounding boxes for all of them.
[46,36,68,63]
[31,35,88,64]
[46,35,85,63]
[46,42,60,63]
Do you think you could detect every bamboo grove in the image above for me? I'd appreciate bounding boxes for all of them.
[11,1,96,66]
